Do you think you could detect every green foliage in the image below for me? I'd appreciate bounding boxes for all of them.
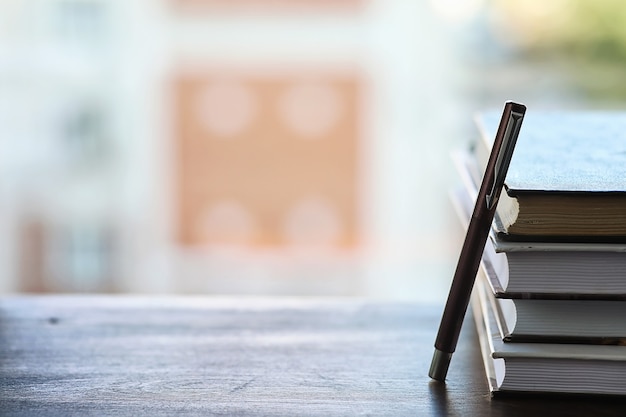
[492,0,626,101]
[561,0,626,61]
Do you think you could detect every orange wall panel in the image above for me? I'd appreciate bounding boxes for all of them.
[174,70,361,247]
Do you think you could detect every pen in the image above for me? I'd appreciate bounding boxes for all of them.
[429,101,526,382]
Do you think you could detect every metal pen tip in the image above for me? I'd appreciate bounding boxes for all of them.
[429,349,453,382]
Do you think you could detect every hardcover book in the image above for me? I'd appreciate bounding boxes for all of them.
[471,283,626,396]
[474,111,626,242]
[483,236,626,299]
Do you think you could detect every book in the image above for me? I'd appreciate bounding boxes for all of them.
[453,149,626,299]
[474,111,626,242]
[484,237,626,299]
[471,283,626,396]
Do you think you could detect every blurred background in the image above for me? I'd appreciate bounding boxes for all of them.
[0,0,624,302]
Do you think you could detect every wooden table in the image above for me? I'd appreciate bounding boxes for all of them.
[1,296,625,416]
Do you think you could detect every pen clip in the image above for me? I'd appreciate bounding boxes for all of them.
[486,109,524,210]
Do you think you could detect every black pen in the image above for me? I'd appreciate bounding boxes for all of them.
[429,101,526,382]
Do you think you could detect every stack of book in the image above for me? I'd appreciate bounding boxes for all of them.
[454,110,626,396]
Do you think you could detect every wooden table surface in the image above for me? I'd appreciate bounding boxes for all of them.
[1,296,625,416]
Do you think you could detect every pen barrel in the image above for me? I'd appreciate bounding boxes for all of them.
[433,101,523,355]
[430,101,524,382]
[434,198,496,352]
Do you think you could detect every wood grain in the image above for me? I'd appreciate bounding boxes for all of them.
[1,296,625,416]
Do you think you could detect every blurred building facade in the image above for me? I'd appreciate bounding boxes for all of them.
[0,0,467,299]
